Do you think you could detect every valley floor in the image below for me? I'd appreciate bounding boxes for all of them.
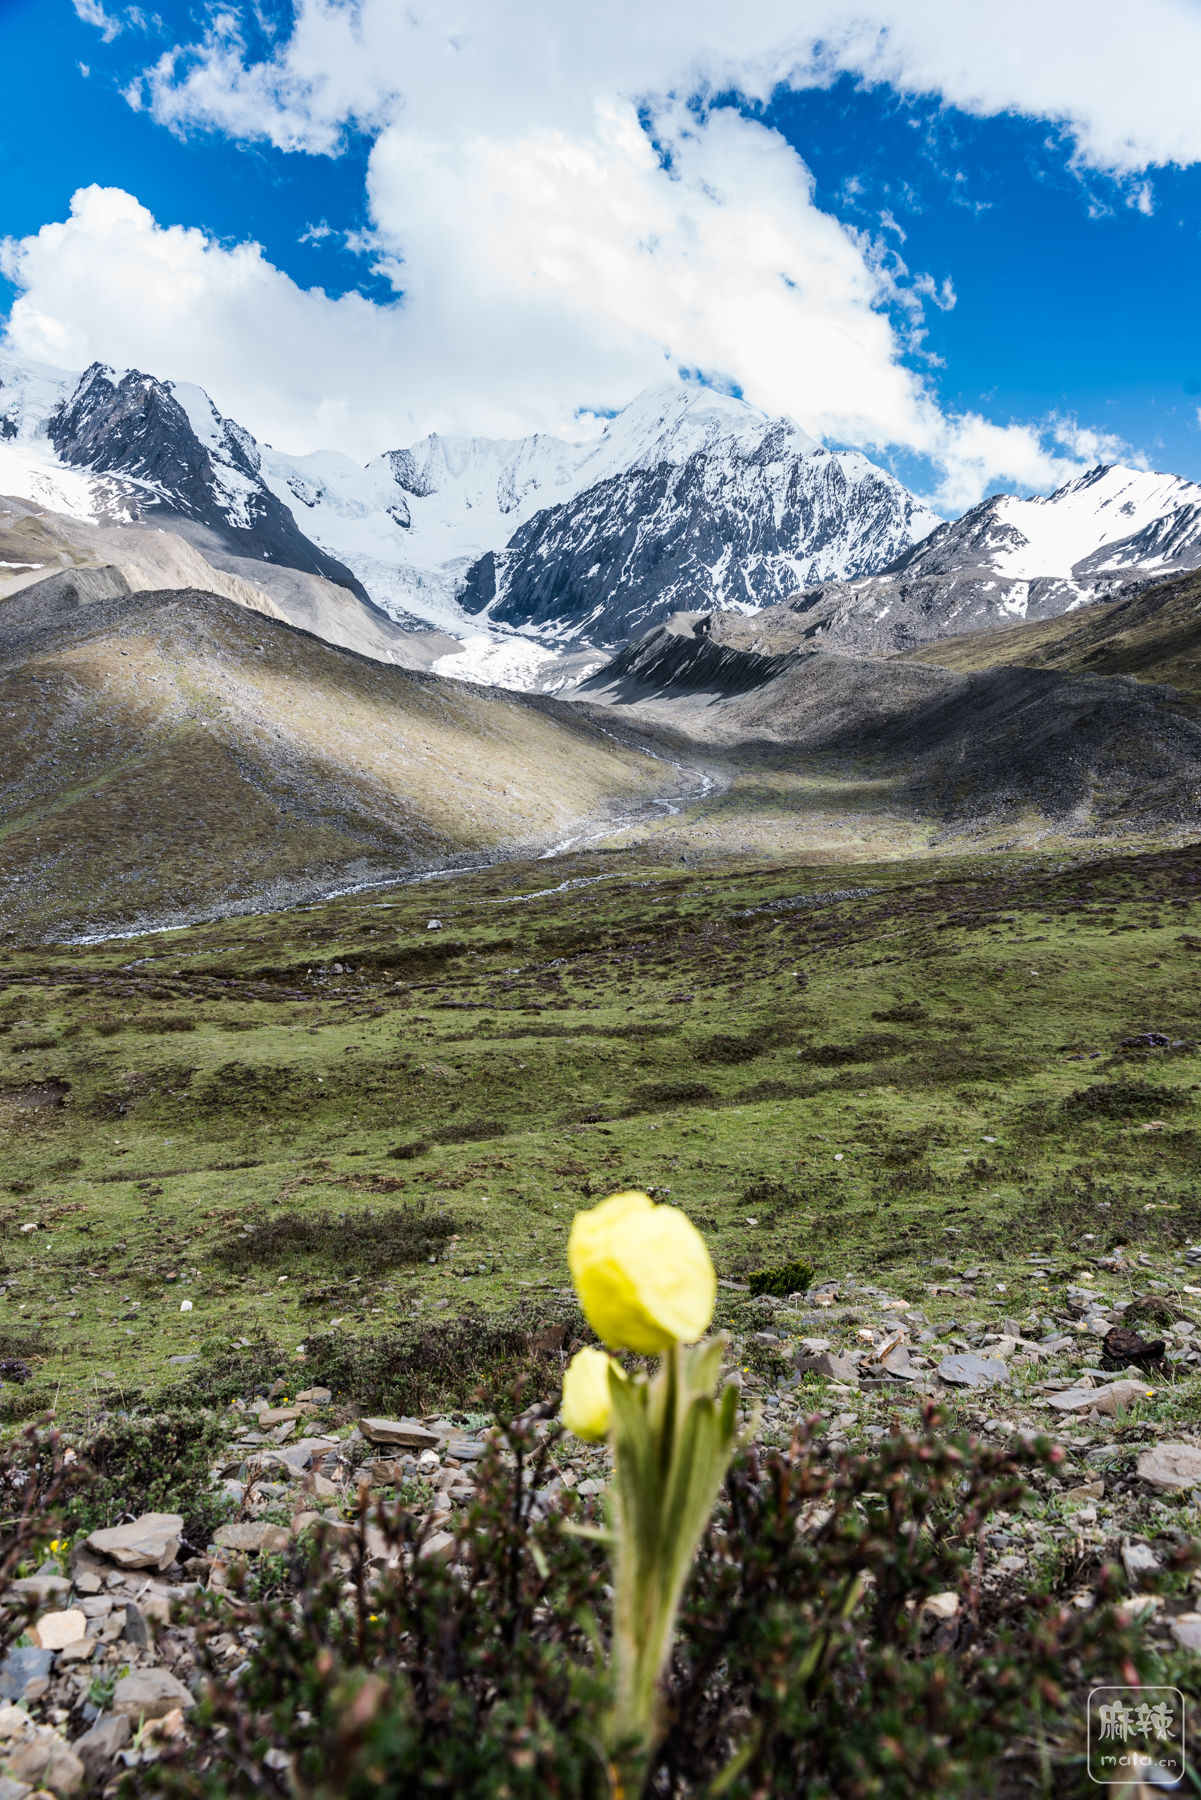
[2,836,1201,1408]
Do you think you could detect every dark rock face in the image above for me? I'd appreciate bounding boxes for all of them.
[462,446,935,648]
[49,364,369,600]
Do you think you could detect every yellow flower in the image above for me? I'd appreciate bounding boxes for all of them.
[561,1345,623,1440]
[568,1191,716,1354]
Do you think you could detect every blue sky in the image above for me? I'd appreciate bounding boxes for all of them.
[2,0,1199,504]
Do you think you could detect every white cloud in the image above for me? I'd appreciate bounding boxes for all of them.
[71,0,121,44]
[12,1,1187,501]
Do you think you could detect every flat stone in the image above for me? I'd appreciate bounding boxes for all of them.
[359,1417,441,1451]
[794,1351,860,1385]
[937,1353,1007,1389]
[296,1388,332,1405]
[258,1406,306,1427]
[8,1577,70,1605]
[1066,1480,1105,1502]
[1047,1379,1151,1418]
[55,1639,97,1665]
[212,1521,290,1555]
[920,1592,960,1623]
[29,1609,86,1650]
[87,1513,182,1572]
[1170,1612,1201,1651]
[1137,1441,1201,1492]
[0,1647,54,1701]
[112,1668,195,1720]
[443,1439,487,1462]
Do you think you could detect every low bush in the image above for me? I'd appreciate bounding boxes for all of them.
[1062,1080,1186,1119]
[746,1258,815,1299]
[133,1411,1165,1799]
[307,1307,582,1415]
[210,1201,457,1272]
[65,1410,232,1547]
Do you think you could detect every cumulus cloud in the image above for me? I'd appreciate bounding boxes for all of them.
[9,0,1188,501]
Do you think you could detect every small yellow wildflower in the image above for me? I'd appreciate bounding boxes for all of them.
[567,1191,715,1354]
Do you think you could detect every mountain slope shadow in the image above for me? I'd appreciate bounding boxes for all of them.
[576,619,1201,839]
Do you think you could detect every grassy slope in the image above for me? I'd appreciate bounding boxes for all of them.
[0,588,686,937]
[902,564,1201,709]
[2,834,1201,1413]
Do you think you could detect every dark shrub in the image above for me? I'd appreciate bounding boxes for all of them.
[695,1033,763,1065]
[211,1201,457,1272]
[388,1139,431,1160]
[432,1118,506,1144]
[872,1001,928,1023]
[747,1258,815,1298]
[1062,1080,1185,1119]
[307,1307,580,1415]
[134,1413,1165,1800]
[66,1411,232,1546]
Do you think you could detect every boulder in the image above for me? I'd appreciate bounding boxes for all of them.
[87,1513,183,1572]
[359,1418,441,1451]
[71,1716,131,1783]
[0,1647,54,1702]
[417,1531,456,1563]
[937,1353,1007,1389]
[794,1351,860,1385]
[296,1387,332,1405]
[112,1668,195,1720]
[1170,1613,1201,1651]
[1137,1442,1201,1492]
[212,1521,290,1555]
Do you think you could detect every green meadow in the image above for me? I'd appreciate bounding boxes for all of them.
[1,834,1199,1416]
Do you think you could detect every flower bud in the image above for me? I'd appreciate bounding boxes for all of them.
[561,1345,620,1440]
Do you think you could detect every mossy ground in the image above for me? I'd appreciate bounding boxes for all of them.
[2,834,1200,1418]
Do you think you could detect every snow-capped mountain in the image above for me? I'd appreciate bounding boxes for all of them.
[458,396,939,646]
[784,464,1201,655]
[10,346,1201,685]
[258,383,872,638]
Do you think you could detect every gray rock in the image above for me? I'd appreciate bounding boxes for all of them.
[6,1728,85,1795]
[359,1417,441,1451]
[937,1353,1007,1389]
[1121,1541,1160,1586]
[213,1521,290,1554]
[794,1351,860,1385]
[444,1439,488,1462]
[1137,1442,1201,1492]
[72,1714,131,1781]
[87,1513,183,1572]
[112,1668,195,1720]
[122,1605,150,1650]
[1047,1379,1151,1418]
[1170,1613,1201,1651]
[0,1646,53,1701]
